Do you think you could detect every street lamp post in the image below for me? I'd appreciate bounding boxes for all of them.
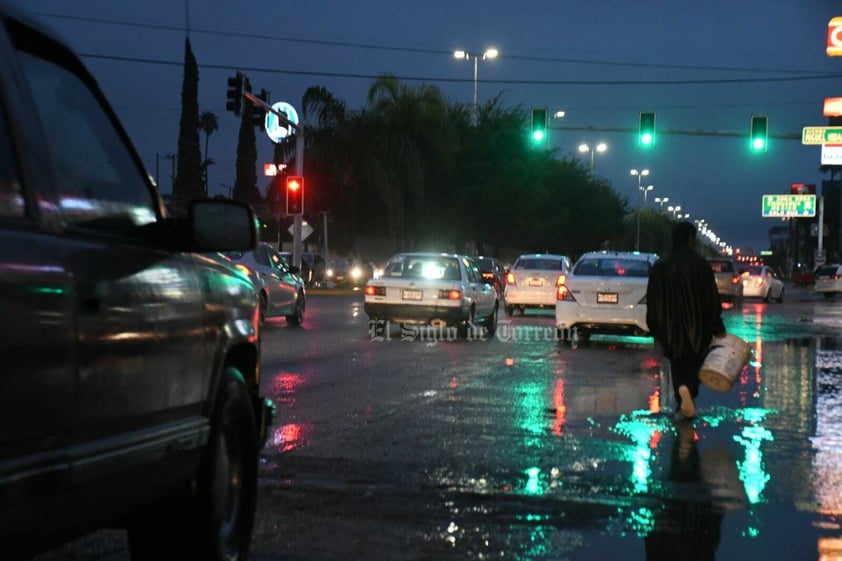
[630,168,650,251]
[578,142,608,173]
[454,47,498,124]
[654,196,669,209]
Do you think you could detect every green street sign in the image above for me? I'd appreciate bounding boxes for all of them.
[761,194,816,217]
[801,126,842,145]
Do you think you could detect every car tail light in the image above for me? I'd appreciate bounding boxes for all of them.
[556,284,575,301]
[365,285,385,296]
[555,274,567,286]
[439,289,462,300]
[832,274,841,281]
[482,272,495,281]
[506,272,516,286]
[730,274,741,285]
[754,277,765,287]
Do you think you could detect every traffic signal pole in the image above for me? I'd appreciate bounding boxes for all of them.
[244,89,306,271]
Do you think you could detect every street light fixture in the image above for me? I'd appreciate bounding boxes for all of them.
[578,142,607,173]
[654,196,669,209]
[630,169,650,251]
[640,184,654,205]
[454,47,498,124]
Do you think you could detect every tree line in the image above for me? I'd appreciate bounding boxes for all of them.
[171,45,677,262]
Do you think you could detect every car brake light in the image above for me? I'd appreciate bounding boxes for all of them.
[438,289,462,300]
[482,272,494,280]
[556,274,566,286]
[506,272,516,286]
[730,274,740,284]
[833,274,841,281]
[556,284,575,301]
[365,285,385,296]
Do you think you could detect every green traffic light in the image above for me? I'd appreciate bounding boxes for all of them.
[640,133,653,145]
[638,111,655,148]
[750,115,768,153]
[532,130,545,143]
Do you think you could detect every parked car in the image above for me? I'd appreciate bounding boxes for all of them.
[707,257,744,307]
[224,242,307,326]
[814,263,842,297]
[503,253,572,315]
[555,251,660,344]
[0,5,274,559]
[363,252,498,337]
[740,264,785,302]
[476,255,506,297]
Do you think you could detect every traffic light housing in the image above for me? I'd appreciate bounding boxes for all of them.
[286,176,304,215]
[226,72,244,117]
[638,111,656,147]
[251,89,270,130]
[750,115,768,152]
[531,107,547,144]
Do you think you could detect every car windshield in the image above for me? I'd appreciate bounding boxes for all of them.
[574,257,651,277]
[708,260,734,273]
[383,255,461,281]
[514,258,565,271]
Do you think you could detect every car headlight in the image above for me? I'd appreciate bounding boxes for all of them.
[326,268,334,277]
[351,266,362,279]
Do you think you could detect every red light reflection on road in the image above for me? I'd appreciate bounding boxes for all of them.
[272,423,310,452]
[553,378,566,436]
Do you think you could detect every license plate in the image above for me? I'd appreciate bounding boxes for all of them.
[597,292,618,304]
[402,289,422,301]
[528,278,544,287]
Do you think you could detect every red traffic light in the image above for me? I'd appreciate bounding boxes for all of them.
[286,176,304,215]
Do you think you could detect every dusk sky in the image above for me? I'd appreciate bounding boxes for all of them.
[14,0,842,253]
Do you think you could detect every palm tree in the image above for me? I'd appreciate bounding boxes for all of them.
[365,75,453,249]
[198,110,218,196]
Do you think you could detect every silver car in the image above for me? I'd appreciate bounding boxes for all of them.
[224,243,306,325]
[503,253,572,316]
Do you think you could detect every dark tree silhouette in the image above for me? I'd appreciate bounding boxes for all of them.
[172,38,203,214]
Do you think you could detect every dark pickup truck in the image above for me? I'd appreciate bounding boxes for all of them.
[0,4,273,560]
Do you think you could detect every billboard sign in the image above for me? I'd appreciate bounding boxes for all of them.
[761,194,817,218]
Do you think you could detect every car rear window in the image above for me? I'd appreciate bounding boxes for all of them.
[744,265,763,275]
[574,258,651,278]
[384,256,461,281]
[708,260,734,273]
[816,265,840,276]
[514,258,565,271]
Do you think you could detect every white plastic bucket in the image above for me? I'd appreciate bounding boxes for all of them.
[699,334,751,392]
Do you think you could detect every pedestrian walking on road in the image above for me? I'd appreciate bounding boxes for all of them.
[646,221,726,420]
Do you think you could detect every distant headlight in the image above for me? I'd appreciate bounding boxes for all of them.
[351,266,363,279]
[326,268,334,277]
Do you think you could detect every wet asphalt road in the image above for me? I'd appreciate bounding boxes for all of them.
[28,284,842,560]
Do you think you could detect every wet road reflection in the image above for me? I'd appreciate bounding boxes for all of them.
[252,292,842,561]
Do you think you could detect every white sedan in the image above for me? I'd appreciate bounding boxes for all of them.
[740,264,784,303]
[364,252,498,338]
[814,263,842,298]
[503,253,572,315]
[555,251,659,343]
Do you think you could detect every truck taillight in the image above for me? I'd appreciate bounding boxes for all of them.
[506,272,516,286]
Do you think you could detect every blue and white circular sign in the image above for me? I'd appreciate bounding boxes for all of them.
[265,101,299,143]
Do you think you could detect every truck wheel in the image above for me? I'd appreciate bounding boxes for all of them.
[129,367,258,561]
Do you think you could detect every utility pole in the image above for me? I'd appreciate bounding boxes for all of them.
[321,211,329,264]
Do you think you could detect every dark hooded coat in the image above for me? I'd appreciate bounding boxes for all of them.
[646,245,725,359]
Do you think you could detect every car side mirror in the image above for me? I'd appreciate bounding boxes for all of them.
[190,199,257,252]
